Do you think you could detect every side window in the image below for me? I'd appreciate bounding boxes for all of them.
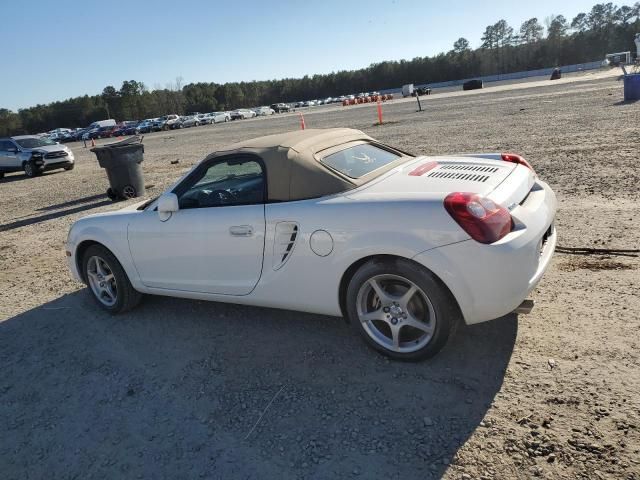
[177,157,265,209]
[0,140,14,152]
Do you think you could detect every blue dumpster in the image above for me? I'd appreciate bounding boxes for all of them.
[624,73,640,101]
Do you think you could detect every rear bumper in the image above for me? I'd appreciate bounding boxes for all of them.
[413,179,557,325]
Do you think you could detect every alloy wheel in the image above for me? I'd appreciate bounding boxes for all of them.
[356,274,436,353]
[86,256,118,307]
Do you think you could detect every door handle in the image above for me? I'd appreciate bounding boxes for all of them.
[229,225,254,237]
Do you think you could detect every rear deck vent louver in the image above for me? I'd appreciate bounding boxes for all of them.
[426,163,499,183]
[273,222,299,270]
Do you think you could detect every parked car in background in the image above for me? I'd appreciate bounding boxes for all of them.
[135,120,155,134]
[462,79,483,91]
[88,126,114,139]
[122,122,140,135]
[230,109,257,120]
[415,86,432,96]
[154,114,180,131]
[270,103,291,113]
[59,129,81,143]
[48,128,73,142]
[111,121,139,137]
[177,115,201,128]
[209,112,230,123]
[254,106,275,116]
[0,135,75,178]
[196,114,212,125]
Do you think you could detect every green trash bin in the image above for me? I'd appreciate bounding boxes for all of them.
[91,136,145,200]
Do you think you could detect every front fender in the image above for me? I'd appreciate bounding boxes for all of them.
[67,223,142,289]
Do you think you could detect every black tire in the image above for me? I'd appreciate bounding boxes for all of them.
[64,164,75,171]
[106,188,118,201]
[0,172,4,180]
[345,258,460,361]
[82,244,142,314]
[121,185,136,199]
[23,161,39,178]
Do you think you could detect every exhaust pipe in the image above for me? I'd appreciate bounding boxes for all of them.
[513,299,534,315]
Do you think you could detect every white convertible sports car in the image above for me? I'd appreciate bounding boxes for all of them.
[66,128,556,360]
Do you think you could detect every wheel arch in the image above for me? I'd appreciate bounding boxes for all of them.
[75,240,104,283]
[338,254,462,323]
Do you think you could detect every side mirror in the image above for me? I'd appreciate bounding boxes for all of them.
[157,192,179,221]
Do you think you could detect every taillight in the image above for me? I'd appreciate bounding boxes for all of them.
[501,153,535,173]
[444,192,513,244]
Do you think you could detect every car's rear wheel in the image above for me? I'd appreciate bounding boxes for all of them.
[0,172,4,180]
[346,258,459,361]
[82,244,142,313]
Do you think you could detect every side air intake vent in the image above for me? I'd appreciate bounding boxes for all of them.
[273,222,299,270]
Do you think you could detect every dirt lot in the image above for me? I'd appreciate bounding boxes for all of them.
[1,72,639,480]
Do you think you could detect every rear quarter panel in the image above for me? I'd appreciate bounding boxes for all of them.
[251,194,467,316]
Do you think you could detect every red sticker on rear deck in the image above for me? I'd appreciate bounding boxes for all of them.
[408,161,438,176]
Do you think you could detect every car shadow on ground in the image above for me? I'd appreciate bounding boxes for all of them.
[0,199,113,233]
[0,169,67,184]
[0,291,517,479]
[36,193,107,212]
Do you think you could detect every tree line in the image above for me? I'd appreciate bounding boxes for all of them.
[1,2,638,136]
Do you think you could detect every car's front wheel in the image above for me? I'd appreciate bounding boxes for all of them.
[82,244,142,313]
[23,161,39,178]
[346,258,459,361]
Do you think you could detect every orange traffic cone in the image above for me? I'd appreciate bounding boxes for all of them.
[299,113,306,130]
[91,138,96,147]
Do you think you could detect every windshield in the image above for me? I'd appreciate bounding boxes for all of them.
[15,137,57,148]
[321,143,402,179]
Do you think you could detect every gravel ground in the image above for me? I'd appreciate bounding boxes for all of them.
[1,71,638,480]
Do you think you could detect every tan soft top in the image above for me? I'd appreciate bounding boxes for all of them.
[204,128,408,201]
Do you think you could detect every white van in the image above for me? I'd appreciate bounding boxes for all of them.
[402,84,414,97]
[87,119,117,129]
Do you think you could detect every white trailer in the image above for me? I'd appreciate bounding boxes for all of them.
[402,84,414,97]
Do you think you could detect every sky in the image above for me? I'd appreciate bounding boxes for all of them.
[1,0,604,110]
